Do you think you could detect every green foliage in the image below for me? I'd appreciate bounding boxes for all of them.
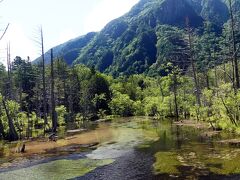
[56,106,67,126]
[109,92,134,117]
[133,101,145,116]
[143,97,161,116]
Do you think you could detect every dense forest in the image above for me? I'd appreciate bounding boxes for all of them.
[1,20,240,142]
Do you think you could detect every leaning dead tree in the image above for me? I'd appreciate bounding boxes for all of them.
[2,96,19,141]
[0,1,9,41]
[0,23,9,41]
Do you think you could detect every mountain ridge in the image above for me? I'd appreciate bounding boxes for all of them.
[34,0,233,75]
[34,32,96,65]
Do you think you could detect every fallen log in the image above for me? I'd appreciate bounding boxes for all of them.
[67,129,86,134]
[218,139,240,147]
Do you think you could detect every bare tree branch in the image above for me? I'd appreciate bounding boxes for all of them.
[0,23,9,41]
[32,26,45,55]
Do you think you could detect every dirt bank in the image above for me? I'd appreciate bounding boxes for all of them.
[173,120,209,129]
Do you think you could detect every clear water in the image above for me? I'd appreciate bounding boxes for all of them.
[0,117,240,179]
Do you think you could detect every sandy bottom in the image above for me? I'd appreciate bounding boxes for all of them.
[3,124,114,159]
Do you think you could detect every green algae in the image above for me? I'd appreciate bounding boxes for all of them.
[0,158,114,180]
[201,148,240,175]
[153,151,181,175]
[206,157,240,175]
[178,143,240,175]
[153,143,240,176]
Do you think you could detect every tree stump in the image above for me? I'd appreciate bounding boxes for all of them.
[48,133,58,142]
[15,143,25,153]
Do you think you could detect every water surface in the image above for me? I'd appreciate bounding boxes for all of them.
[1,117,240,179]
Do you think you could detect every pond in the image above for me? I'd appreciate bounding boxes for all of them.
[0,117,240,179]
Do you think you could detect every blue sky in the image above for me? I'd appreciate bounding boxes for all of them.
[0,0,139,63]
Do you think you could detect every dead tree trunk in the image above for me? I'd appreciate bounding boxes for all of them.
[186,18,201,107]
[40,27,48,133]
[205,71,210,89]
[50,49,57,132]
[6,43,13,100]
[214,66,218,88]
[223,63,227,84]
[173,73,179,121]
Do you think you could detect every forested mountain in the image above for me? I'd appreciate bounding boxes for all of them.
[36,0,235,75]
[34,32,96,65]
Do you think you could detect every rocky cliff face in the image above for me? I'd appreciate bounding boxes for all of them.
[156,0,203,27]
[201,0,229,25]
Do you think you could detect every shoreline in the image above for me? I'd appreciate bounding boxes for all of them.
[0,123,114,169]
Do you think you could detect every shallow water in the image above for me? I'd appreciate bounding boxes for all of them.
[1,117,240,179]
